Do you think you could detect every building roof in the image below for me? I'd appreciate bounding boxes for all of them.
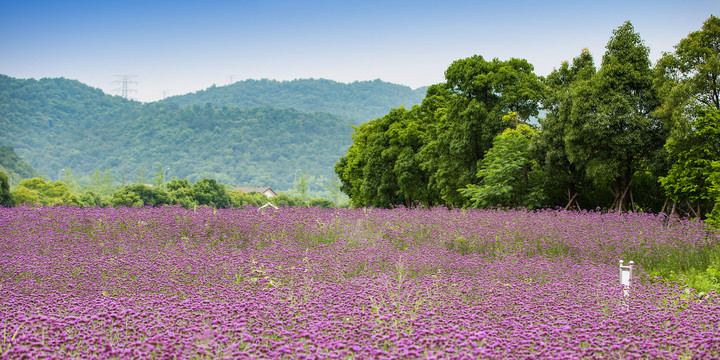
[232,186,277,196]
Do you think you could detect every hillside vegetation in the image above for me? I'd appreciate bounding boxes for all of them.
[163,78,427,124]
[1,76,423,191]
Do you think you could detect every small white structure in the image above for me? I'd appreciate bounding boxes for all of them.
[619,260,635,298]
[233,186,277,198]
[258,202,278,210]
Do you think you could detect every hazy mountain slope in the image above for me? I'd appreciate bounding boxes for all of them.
[1,75,355,190]
[162,78,428,123]
[0,146,40,187]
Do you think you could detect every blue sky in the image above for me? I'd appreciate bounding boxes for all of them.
[1,0,717,102]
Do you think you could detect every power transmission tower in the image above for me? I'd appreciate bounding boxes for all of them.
[113,75,138,99]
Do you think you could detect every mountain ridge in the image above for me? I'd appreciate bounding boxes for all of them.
[0,74,427,192]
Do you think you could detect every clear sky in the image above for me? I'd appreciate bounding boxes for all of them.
[1,0,717,102]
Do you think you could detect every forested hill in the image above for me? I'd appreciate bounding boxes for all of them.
[0,146,40,187]
[0,75,357,190]
[162,78,428,123]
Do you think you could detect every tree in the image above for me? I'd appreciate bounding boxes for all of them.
[111,184,170,207]
[0,171,14,207]
[539,49,596,209]
[335,108,407,207]
[308,198,335,208]
[78,190,105,207]
[566,21,663,211]
[230,190,267,207]
[192,178,231,208]
[421,56,545,206]
[655,15,720,119]
[655,15,720,217]
[11,178,82,206]
[294,172,310,203]
[459,121,545,209]
[659,109,720,217]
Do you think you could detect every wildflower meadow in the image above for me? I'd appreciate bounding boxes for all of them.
[1,205,719,359]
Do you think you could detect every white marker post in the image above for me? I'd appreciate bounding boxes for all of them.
[619,260,634,309]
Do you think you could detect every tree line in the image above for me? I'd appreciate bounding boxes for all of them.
[335,18,720,226]
[0,169,340,209]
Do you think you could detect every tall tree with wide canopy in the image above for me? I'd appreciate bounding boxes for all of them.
[566,21,663,211]
[421,56,544,206]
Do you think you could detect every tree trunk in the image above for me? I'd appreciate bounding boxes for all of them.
[614,178,632,211]
[686,200,699,218]
[565,186,579,211]
[660,197,669,214]
[670,200,677,217]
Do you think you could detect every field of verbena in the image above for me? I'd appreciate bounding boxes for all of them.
[1,206,719,359]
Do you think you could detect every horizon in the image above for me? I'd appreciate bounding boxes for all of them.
[1,0,718,102]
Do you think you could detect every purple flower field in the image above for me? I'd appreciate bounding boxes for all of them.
[1,205,719,359]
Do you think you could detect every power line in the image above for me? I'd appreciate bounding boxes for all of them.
[113,75,138,99]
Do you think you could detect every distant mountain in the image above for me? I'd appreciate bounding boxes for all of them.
[3,75,421,191]
[163,78,428,124]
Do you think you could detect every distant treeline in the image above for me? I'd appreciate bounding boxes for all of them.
[335,17,720,226]
[0,171,340,209]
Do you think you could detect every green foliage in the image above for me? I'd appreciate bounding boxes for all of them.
[270,193,306,207]
[308,198,335,208]
[660,109,720,217]
[655,15,720,121]
[566,21,664,210]
[77,190,107,207]
[335,108,407,207]
[163,78,426,124]
[421,56,545,206]
[0,75,362,192]
[192,178,231,208]
[708,162,720,227]
[11,186,39,205]
[166,179,198,208]
[111,184,169,207]
[538,49,597,209]
[229,190,267,207]
[11,178,82,206]
[0,146,40,188]
[294,172,310,202]
[656,16,720,219]
[0,171,14,207]
[460,122,545,209]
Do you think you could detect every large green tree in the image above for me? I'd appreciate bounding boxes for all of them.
[335,108,406,207]
[655,15,720,217]
[11,178,82,206]
[421,56,545,206]
[539,49,597,209]
[566,21,664,211]
[111,184,170,207]
[192,178,231,208]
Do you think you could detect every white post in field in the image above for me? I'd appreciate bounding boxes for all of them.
[619,260,634,298]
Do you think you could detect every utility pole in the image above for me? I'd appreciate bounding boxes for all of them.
[114,75,138,99]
